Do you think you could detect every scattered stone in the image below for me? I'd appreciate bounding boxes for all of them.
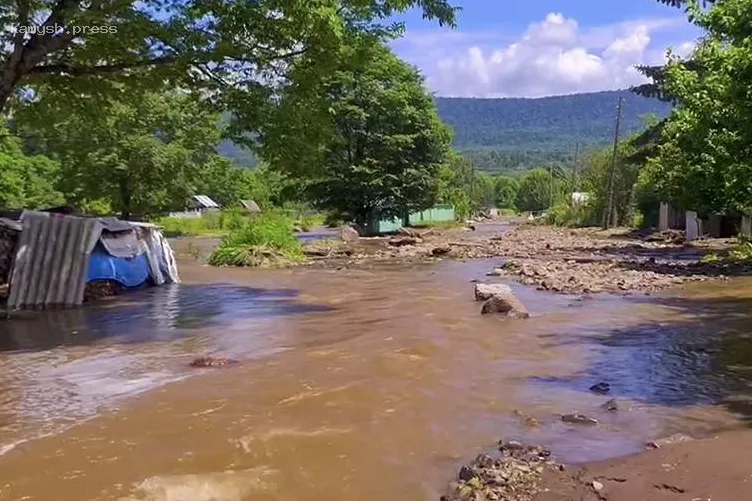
[388,236,420,247]
[486,268,504,276]
[340,226,360,242]
[561,413,598,426]
[398,227,421,238]
[189,356,239,368]
[474,282,513,301]
[431,245,452,256]
[601,399,619,412]
[592,480,604,491]
[303,247,329,257]
[475,283,529,318]
[589,382,611,394]
[441,442,558,501]
[646,433,694,449]
[481,295,530,318]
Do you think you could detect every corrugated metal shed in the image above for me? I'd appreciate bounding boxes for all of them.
[192,195,220,209]
[7,212,102,310]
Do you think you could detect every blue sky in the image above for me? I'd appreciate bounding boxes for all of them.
[390,1,701,97]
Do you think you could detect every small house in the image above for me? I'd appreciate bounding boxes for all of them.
[188,195,220,212]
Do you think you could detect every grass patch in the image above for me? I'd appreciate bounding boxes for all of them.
[701,235,752,264]
[157,210,247,237]
[208,212,305,267]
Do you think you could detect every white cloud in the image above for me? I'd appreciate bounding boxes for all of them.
[391,13,698,98]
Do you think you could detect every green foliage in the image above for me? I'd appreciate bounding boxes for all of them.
[195,158,273,209]
[436,152,473,219]
[261,41,451,227]
[494,176,519,209]
[515,168,567,212]
[646,0,752,216]
[208,213,304,267]
[0,0,457,116]
[0,128,64,209]
[157,209,247,237]
[578,137,641,227]
[14,91,226,219]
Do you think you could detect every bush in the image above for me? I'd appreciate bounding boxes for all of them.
[545,202,599,227]
[208,212,304,267]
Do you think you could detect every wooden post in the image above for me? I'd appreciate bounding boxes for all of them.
[604,96,623,229]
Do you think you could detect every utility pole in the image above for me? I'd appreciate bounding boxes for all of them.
[549,163,554,209]
[604,96,623,229]
[572,142,579,194]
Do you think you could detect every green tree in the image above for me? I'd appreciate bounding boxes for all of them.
[15,91,225,219]
[0,1,456,116]
[646,0,752,216]
[516,168,565,212]
[579,140,640,227]
[473,172,497,211]
[261,42,452,228]
[195,158,273,209]
[436,151,472,220]
[0,127,64,209]
[494,175,519,210]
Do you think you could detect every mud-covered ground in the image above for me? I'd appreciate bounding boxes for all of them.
[444,430,752,501]
[301,223,749,294]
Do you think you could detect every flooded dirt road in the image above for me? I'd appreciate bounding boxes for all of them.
[1,257,752,500]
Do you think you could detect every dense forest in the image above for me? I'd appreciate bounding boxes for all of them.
[216,90,672,173]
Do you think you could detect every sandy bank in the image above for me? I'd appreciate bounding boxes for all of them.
[534,429,752,501]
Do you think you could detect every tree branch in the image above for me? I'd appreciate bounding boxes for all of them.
[27,55,182,76]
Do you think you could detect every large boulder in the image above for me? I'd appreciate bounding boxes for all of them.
[474,283,529,319]
[340,226,360,242]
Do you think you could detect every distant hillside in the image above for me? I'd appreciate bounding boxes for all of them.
[435,90,671,152]
[216,90,671,173]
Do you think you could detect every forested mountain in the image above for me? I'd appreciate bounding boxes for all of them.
[216,90,672,173]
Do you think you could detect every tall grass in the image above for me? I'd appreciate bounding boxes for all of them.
[208,212,305,267]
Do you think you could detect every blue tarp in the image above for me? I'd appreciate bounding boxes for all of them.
[87,243,151,288]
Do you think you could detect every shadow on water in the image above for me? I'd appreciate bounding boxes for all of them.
[530,292,752,423]
[0,283,332,353]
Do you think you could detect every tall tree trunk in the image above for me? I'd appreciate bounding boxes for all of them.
[119,177,132,220]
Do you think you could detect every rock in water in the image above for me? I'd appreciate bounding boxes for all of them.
[481,296,530,318]
[189,356,239,368]
[340,226,360,242]
[561,413,598,426]
[474,283,529,318]
[474,282,513,301]
[589,382,611,394]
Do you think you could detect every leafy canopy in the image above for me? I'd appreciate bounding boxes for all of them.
[647,0,752,216]
[14,90,226,219]
[0,127,64,209]
[0,0,457,120]
[260,41,452,227]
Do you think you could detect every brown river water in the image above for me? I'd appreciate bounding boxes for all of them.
[2,247,752,500]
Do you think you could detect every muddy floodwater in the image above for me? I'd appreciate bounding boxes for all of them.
[2,256,752,500]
